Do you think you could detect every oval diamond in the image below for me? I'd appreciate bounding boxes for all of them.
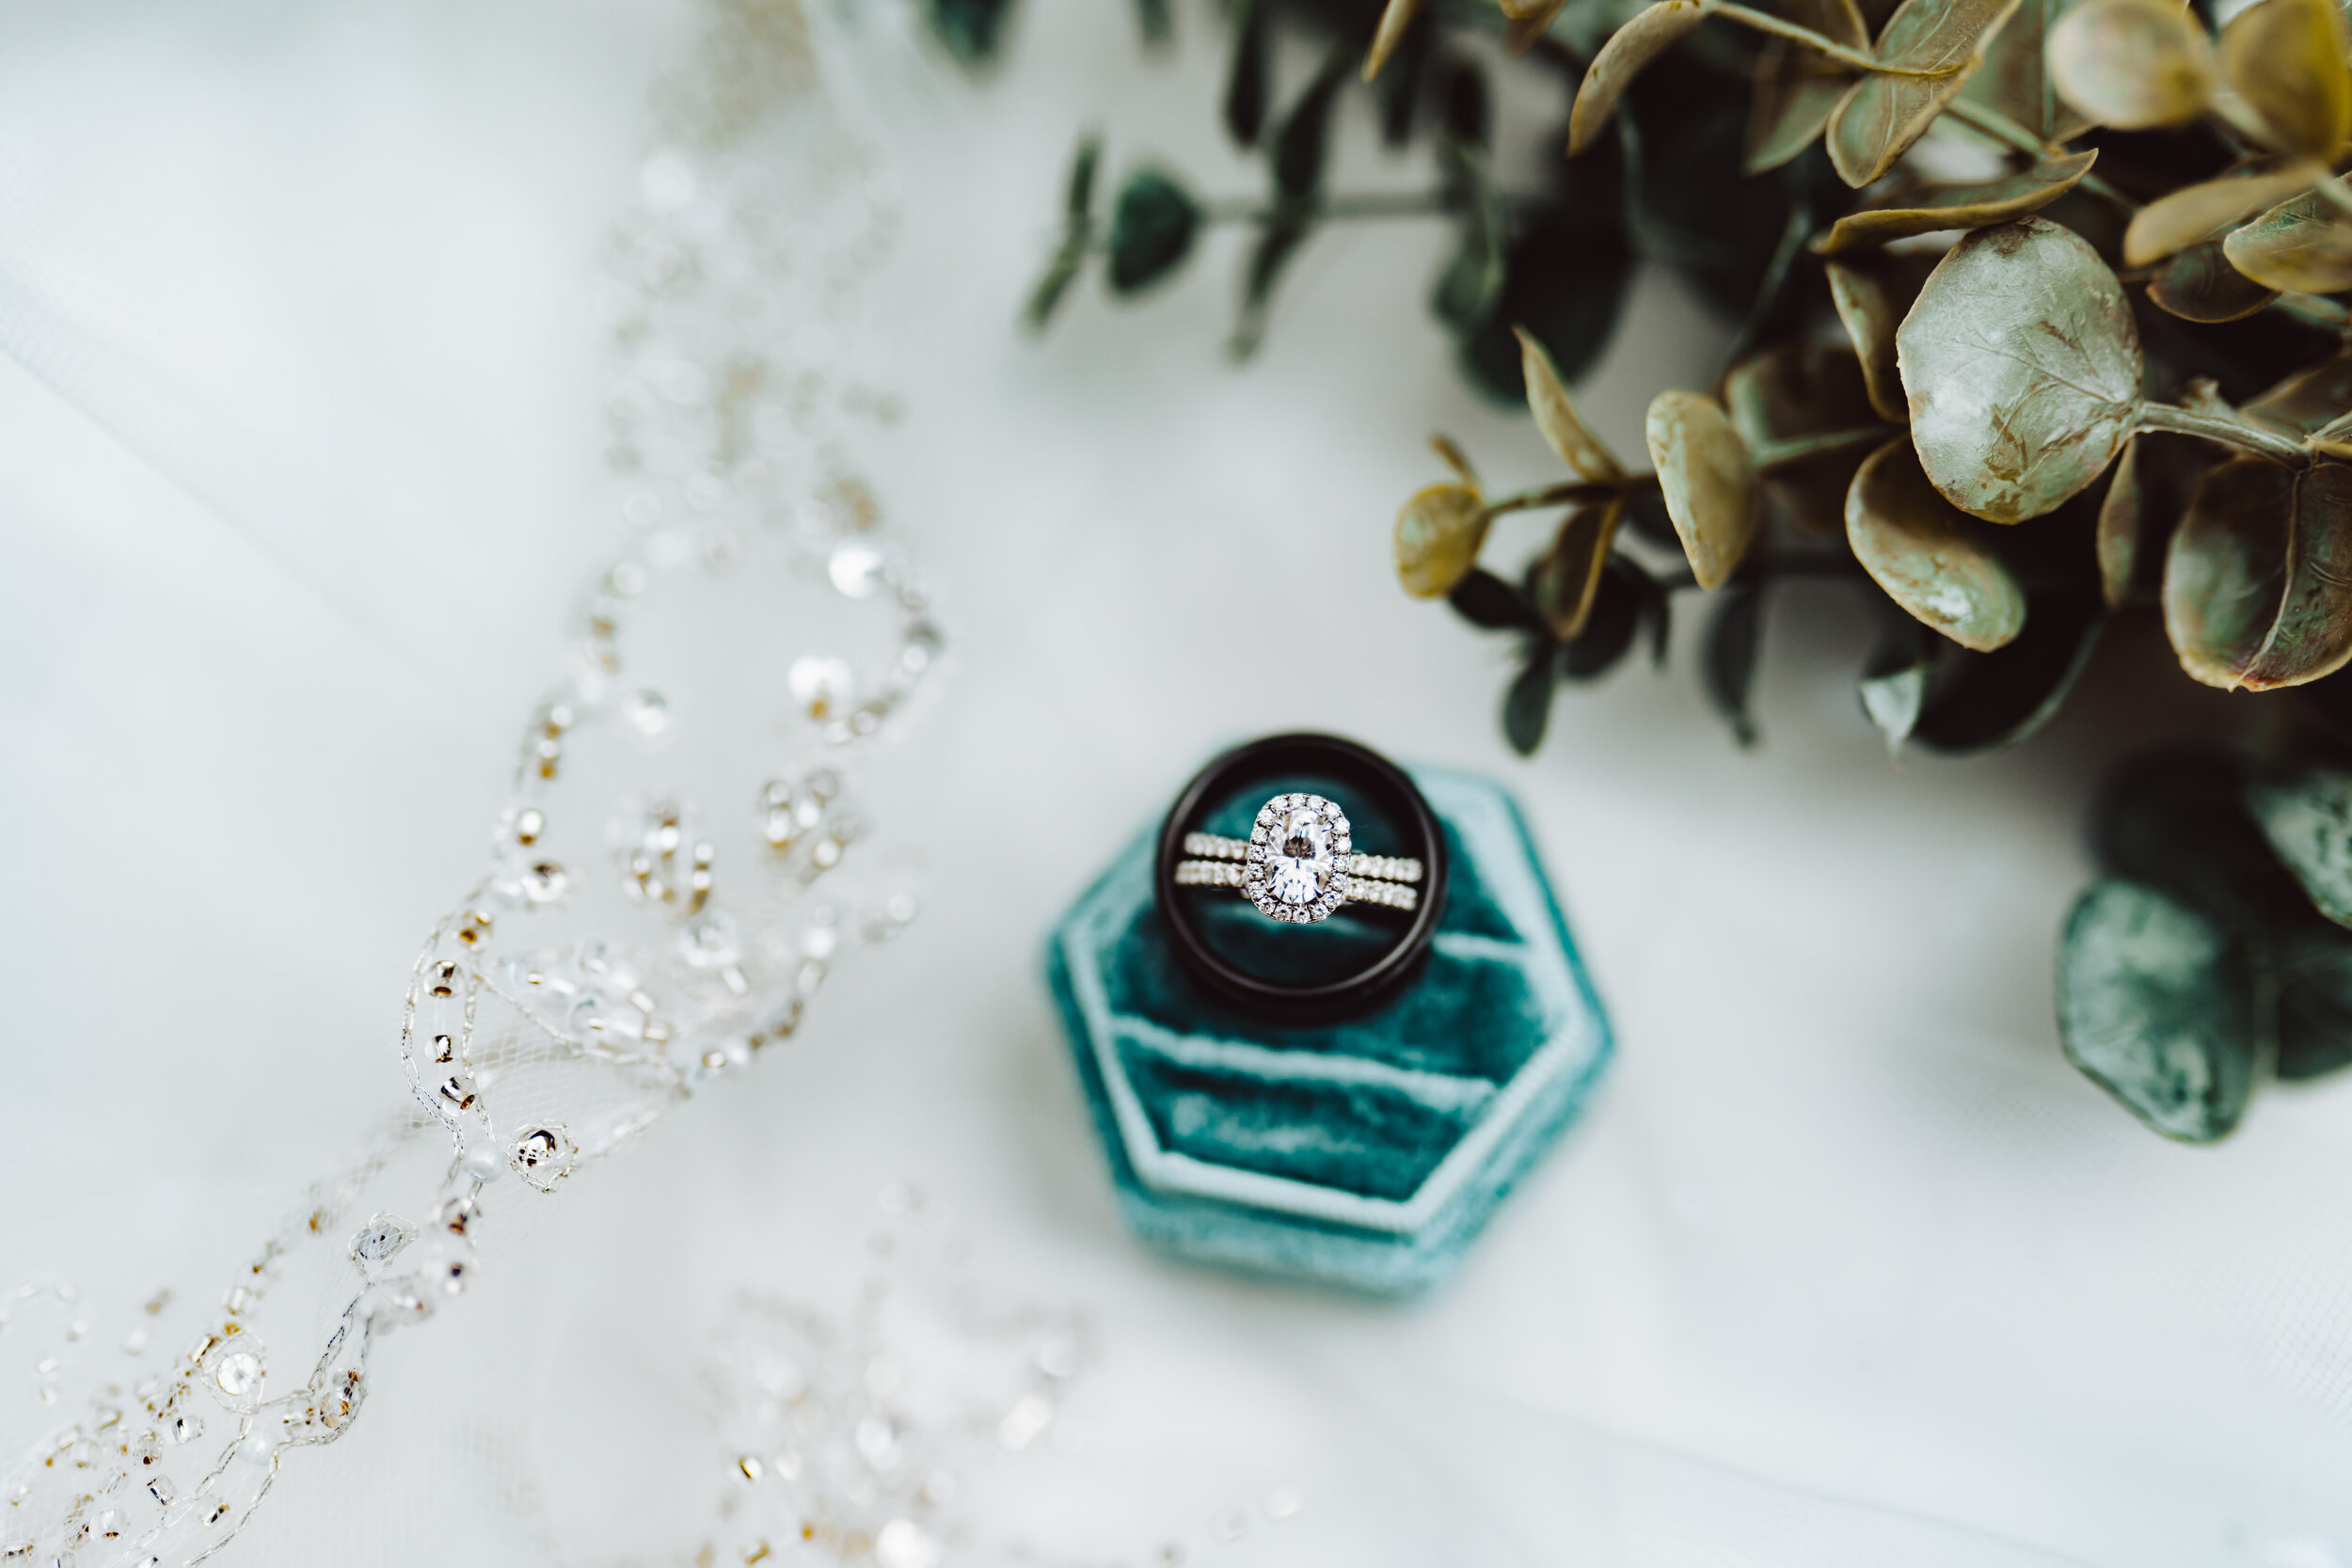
[1264,807,1332,906]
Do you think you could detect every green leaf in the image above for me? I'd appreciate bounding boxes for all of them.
[1232,212,1312,357]
[1845,437,2028,651]
[2122,161,2321,266]
[2247,347,2352,435]
[1560,553,1646,676]
[1897,217,2144,524]
[1065,135,1103,220]
[2217,0,2352,159]
[1394,483,1490,597]
[1811,150,2100,255]
[1745,0,1867,173]
[1024,246,1086,332]
[1565,0,1708,156]
[1503,641,1559,753]
[2096,433,2215,609]
[1225,0,1272,145]
[2097,750,2314,933]
[1106,170,1201,295]
[1965,0,2095,140]
[1136,0,1172,46]
[2146,236,2278,323]
[1645,389,1761,591]
[1450,567,1543,631]
[2275,927,2352,1079]
[2058,878,2257,1143]
[1273,54,1349,205]
[1456,208,1632,403]
[1859,612,1932,753]
[1827,0,2026,187]
[1913,582,2104,752]
[1432,142,1508,335]
[2163,457,2352,690]
[1724,339,1882,537]
[2223,182,2352,294]
[925,0,1016,61]
[1025,137,1101,332]
[2046,0,2217,129]
[2247,766,2352,927]
[1703,580,1766,747]
[1827,252,1934,423]
[1530,499,1627,640]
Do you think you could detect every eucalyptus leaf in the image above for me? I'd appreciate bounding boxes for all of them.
[2058,878,2257,1144]
[1565,0,1708,157]
[1433,142,1508,335]
[1024,245,1087,332]
[1458,208,1633,403]
[2096,433,2214,608]
[2247,347,2352,435]
[2046,0,2217,129]
[2223,182,2352,295]
[1394,483,1490,598]
[1914,582,2103,751]
[1106,170,1201,295]
[2146,236,2278,323]
[1449,567,1543,631]
[1502,641,1559,754]
[1965,0,2094,140]
[1232,211,1313,356]
[1846,437,2029,651]
[1502,0,1575,53]
[1430,433,1478,484]
[1811,150,2099,254]
[925,0,1016,61]
[2162,457,2352,690]
[1703,580,1766,747]
[1518,325,1622,481]
[1224,0,1271,145]
[1530,499,1627,640]
[2121,161,2321,266]
[1826,252,1935,422]
[1859,612,1932,753]
[1273,55,1349,204]
[1897,217,2144,524]
[2274,927,2352,1079]
[1826,0,2025,188]
[1562,556,1648,677]
[1744,0,1868,173]
[1724,339,1883,536]
[2216,0,2352,160]
[1645,389,1761,590]
[2097,750,2318,934]
[1064,135,1103,220]
[2248,765,2352,927]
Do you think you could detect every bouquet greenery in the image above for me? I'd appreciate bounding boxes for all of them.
[998,0,2352,1143]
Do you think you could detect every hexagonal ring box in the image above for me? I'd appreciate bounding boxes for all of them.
[1046,765,1611,1295]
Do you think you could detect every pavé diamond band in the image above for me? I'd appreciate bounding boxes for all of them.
[1173,792,1422,923]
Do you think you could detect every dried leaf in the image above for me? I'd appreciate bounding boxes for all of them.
[1529,499,1627,640]
[1827,253,1936,422]
[1826,0,2026,188]
[2097,434,2217,608]
[1566,0,1708,157]
[1897,218,2144,524]
[2247,348,2352,435]
[1105,170,1201,295]
[2224,182,2352,294]
[1914,582,2105,752]
[2217,0,2352,159]
[1847,437,2028,651]
[2163,457,2352,690]
[1812,150,2099,254]
[1362,0,1425,81]
[1518,325,1622,481]
[2145,237,2279,322]
[2122,161,2322,266]
[1394,483,1490,598]
[1745,0,1869,172]
[2059,878,2256,1144]
[2248,765,2352,927]
[1429,434,1478,483]
[1645,389,1761,590]
[2046,0,2217,129]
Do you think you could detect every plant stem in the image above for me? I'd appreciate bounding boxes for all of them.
[1707,2,1948,77]
[1484,481,1618,515]
[1937,98,2132,207]
[1749,425,1897,470]
[1196,190,1473,226]
[2137,399,2310,464]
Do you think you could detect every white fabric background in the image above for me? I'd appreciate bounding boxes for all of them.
[5,2,2352,1563]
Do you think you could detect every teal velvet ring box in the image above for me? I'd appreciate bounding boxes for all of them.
[1045,765,1611,1295]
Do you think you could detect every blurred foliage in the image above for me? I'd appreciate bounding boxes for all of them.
[945,0,2352,1139]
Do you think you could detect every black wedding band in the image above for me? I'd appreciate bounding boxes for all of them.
[1154,732,1447,1019]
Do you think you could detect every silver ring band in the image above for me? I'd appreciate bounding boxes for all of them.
[1172,792,1425,924]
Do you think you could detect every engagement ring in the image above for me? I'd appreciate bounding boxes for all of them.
[1172,792,1422,923]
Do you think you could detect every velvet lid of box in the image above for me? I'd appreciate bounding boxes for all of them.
[1046,765,1611,1295]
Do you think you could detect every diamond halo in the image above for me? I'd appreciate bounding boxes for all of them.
[1241,793,1354,923]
